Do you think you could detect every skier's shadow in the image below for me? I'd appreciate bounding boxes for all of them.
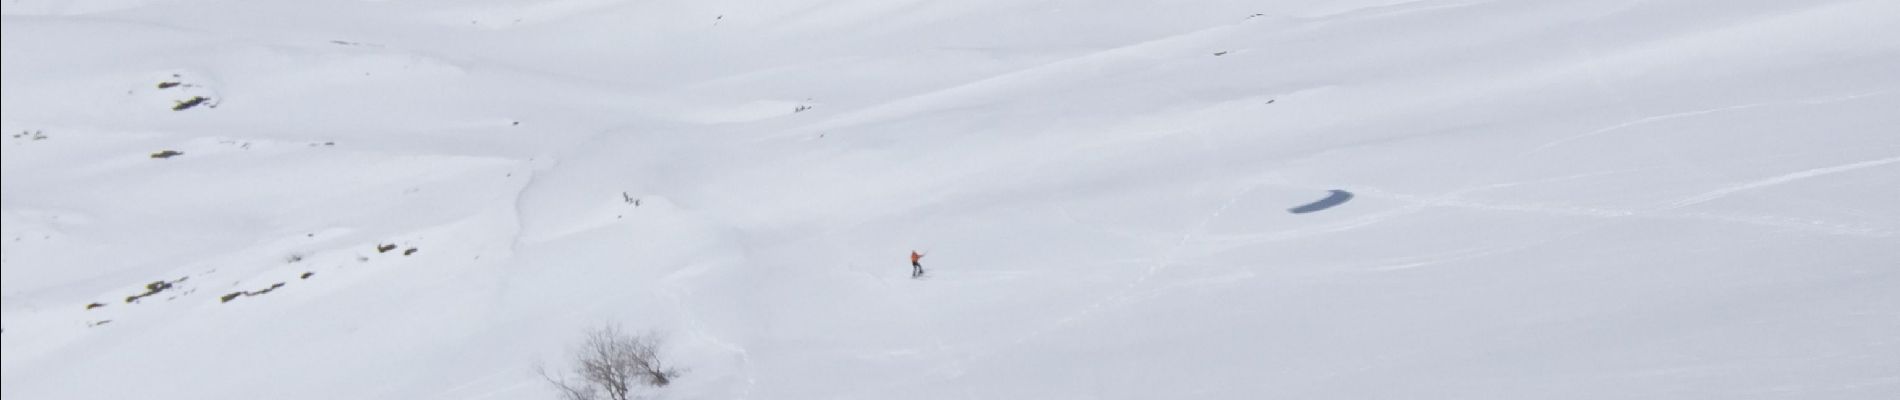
[1288,190,1353,214]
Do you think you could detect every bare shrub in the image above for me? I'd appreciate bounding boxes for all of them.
[541,325,679,400]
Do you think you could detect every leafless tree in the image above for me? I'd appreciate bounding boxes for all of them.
[541,325,680,400]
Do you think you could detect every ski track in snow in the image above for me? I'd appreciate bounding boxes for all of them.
[1531,102,1780,153]
[1298,0,1486,21]
[769,17,1257,140]
[1365,189,1896,238]
[1669,156,1900,208]
[661,278,759,400]
[503,164,536,255]
[1012,184,1257,346]
[1530,91,1890,154]
[1364,245,1530,271]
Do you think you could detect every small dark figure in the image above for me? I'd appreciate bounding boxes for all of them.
[910,250,926,278]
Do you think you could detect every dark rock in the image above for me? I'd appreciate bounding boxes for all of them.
[172,96,210,111]
[125,278,185,303]
[220,282,288,304]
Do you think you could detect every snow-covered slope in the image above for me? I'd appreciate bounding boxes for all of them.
[4,0,1898,398]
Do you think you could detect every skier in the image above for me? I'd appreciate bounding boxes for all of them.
[910,250,925,278]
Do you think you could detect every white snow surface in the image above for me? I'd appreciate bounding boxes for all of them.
[4,0,1899,399]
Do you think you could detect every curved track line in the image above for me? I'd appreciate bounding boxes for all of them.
[1670,156,1900,208]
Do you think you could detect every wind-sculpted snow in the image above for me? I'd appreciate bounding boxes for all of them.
[4,0,1898,399]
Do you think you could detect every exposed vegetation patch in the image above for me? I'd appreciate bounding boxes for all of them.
[151,150,184,159]
[157,73,186,89]
[541,325,681,400]
[156,74,218,110]
[220,282,287,303]
[125,277,188,303]
[172,96,211,111]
